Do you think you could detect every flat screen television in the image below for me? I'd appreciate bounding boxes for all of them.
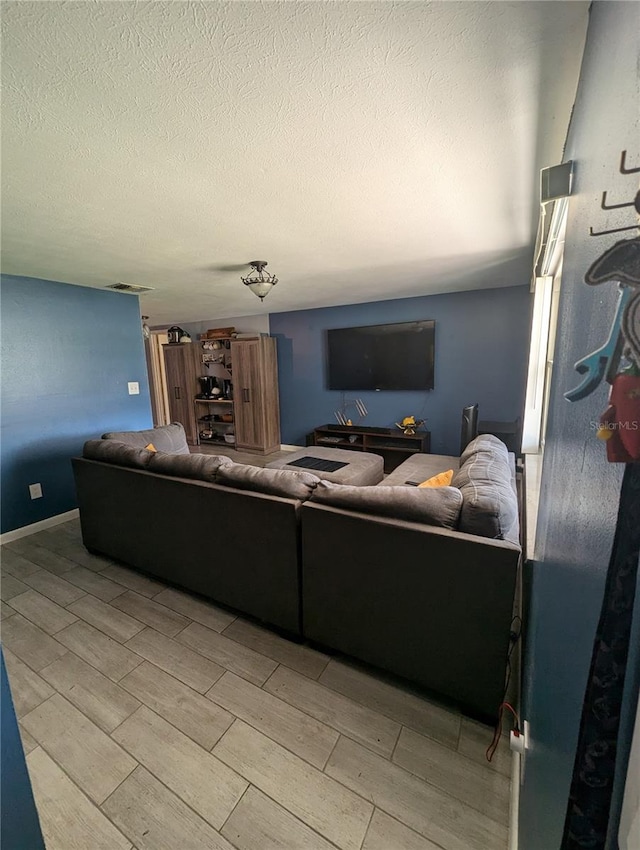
[327,320,435,391]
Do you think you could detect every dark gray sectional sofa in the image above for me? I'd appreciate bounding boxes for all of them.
[72,423,521,721]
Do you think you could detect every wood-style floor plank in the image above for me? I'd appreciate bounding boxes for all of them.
[119,661,233,750]
[4,537,41,556]
[1,573,30,600]
[319,660,460,748]
[325,736,508,850]
[102,766,236,850]
[4,541,79,576]
[265,665,400,758]
[1,613,68,670]
[55,621,142,682]
[362,809,442,850]
[214,720,373,850]
[112,706,247,829]
[26,529,73,553]
[42,537,113,572]
[111,589,190,636]
[153,586,236,632]
[40,652,141,733]
[20,568,87,606]
[100,563,167,598]
[458,718,512,777]
[125,627,224,693]
[62,566,126,602]
[222,618,330,679]
[22,694,136,804]
[8,589,77,635]
[393,726,510,825]
[1,600,16,620]
[207,671,339,768]
[178,621,278,685]
[3,648,55,717]
[221,785,338,850]
[27,747,133,850]
[67,594,145,642]
[19,724,39,754]
[1,548,43,577]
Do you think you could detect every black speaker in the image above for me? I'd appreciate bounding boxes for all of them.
[460,404,478,454]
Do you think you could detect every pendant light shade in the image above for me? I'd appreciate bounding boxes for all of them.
[241,261,278,301]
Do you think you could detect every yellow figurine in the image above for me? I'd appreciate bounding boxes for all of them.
[395,415,425,435]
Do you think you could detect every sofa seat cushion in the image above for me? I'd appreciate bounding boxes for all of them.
[310,480,462,528]
[452,439,520,544]
[216,463,320,500]
[83,440,155,469]
[148,451,233,483]
[379,454,460,487]
[101,422,190,455]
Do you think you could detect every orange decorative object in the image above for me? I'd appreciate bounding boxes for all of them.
[598,373,640,462]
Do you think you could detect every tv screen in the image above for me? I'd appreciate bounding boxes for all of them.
[327,320,435,391]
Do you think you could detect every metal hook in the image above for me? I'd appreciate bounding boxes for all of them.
[620,150,640,175]
[565,286,631,401]
[589,223,639,237]
[601,191,636,210]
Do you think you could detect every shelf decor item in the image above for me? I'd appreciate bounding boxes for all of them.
[335,397,367,426]
[205,327,235,339]
[395,416,425,435]
[167,326,184,344]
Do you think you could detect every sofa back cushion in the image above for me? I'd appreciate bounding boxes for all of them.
[452,437,520,544]
[83,440,155,469]
[216,463,320,500]
[459,433,509,465]
[101,422,190,455]
[310,480,463,528]
[148,452,233,483]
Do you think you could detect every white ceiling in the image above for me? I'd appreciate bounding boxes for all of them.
[1,0,589,325]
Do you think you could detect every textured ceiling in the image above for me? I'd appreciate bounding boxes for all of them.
[1,1,589,324]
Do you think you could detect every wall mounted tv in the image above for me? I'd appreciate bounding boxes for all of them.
[327,320,435,391]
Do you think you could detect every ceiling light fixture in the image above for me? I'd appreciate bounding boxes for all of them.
[241,260,278,301]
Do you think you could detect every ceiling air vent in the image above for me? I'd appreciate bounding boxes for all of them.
[106,282,155,294]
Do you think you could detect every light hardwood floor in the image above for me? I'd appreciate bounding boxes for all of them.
[1,520,511,850]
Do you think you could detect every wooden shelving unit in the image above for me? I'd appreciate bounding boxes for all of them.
[194,398,235,445]
[310,424,431,473]
[190,336,281,453]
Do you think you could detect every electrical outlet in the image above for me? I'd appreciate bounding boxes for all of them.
[510,728,526,754]
[128,382,140,395]
[29,483,43,499]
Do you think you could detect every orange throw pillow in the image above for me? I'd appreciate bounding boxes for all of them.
[418,469,454,488]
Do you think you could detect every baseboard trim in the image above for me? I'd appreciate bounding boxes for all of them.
[0,509,80,544]
[280,444,302,451]
[509,750,520,850]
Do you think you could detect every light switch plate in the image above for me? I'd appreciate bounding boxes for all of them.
[29,483,43,499]
[128,382,140,395]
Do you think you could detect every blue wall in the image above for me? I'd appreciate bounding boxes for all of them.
[0,649,45,849]
[270,285,531,455]
[520,3,640,848]
[0,275,152,533]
